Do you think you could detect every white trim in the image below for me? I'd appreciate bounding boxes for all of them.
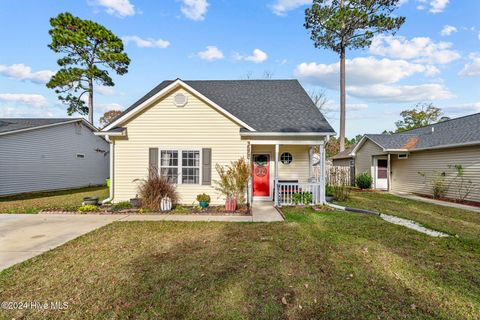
[102,135,114,204]
[0,118,97,137]
[103,79,256,132]
[374,156,388,190]
[249,140,325,145]
[241,131,335,137]
[94,130,126,137]
[252,152,274,201]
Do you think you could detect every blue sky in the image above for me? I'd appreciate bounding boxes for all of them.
[0,0,479,136]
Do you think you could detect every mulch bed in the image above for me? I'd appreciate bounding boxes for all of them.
[40,205,251,216]
[413,193,480,208]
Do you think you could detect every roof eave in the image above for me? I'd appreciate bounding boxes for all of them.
[0,119,96,136]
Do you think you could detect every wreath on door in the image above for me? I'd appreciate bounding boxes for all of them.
[254,155,268,177]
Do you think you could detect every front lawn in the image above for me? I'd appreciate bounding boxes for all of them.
[0,186,109,213]
[1,204,479,319]
[335,191,480,245]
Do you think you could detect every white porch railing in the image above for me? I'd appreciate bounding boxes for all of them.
[275,181,324,206]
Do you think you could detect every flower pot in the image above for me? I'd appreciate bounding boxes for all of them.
[199,201,209,209]
[130,198,141,208]
[225,197,237,212]
[161,197,172,212]
[83,197,99,205]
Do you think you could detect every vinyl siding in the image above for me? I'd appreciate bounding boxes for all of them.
[251,145,312,184]
[355,139,385,176]
[391,146,480,202]
[0,122,109,196]
[112,87,248,205]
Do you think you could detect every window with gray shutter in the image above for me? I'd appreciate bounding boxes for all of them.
[149,148,158,178]
[202,148,212,185]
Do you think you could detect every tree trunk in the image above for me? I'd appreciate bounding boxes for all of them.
[339,47,346,152]
[88,78,94,124]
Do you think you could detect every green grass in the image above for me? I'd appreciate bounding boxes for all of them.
[335,191,480,245]
[1,199,479,319]
[0,186,109,213]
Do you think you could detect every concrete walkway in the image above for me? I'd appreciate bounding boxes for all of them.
[391,191,480,213]
[251,201,284,222]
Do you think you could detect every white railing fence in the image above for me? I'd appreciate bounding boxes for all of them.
[275,182,323,206]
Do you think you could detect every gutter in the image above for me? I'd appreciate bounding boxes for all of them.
[102,135,115,204]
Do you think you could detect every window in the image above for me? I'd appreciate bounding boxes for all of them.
[280,152,293,165]
[398,153,408,159]
[160,151,178,183]
[76,153,85,159]
[182,151,200,184]
[159,149,200,184]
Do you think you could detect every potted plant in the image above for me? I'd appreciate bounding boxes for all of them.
[133,169,178,212]
[130,194,141,208]
[196,193,211,209]
[214,157,250,212]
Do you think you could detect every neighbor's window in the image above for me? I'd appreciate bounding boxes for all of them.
[160,150,178,183]
[398,153,408,159]
[182,151,200,184]
[280,152,293,165]
[76,153,85,159]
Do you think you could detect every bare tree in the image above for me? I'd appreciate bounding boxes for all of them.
[309,89,329,115]
[240,71,254,80]
[262,70,274,79]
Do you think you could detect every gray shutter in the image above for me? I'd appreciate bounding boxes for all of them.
[202,148,212,185]
[149,148,158,178]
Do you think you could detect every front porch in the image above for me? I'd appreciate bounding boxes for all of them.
[247,140,326,207]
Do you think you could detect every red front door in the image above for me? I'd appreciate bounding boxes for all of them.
[253,154,270,197]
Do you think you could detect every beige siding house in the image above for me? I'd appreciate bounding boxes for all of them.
[349,113,480,202]
[97,79,335,206]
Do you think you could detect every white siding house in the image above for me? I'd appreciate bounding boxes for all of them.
[0,118,109,196]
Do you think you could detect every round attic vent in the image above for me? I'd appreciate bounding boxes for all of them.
[173,93,188,107]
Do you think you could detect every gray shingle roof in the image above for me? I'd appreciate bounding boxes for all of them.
[364,113,480,150]
[0,118,81,134]
[111,79,335,133]
[330,144,355,160]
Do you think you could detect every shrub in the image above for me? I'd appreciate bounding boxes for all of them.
[77,204,98,213]
[431,172,448,199]
[332,185,350,201]
[112,201,132,211]
[356,173,373,189]
[325,184,334,197]
[214,157,250,204]
[292,192,313,205]
[133,169,178,211]
[196,193,211,203]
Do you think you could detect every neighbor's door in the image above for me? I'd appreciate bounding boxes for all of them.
[253,154,270,197]
[375,158,388,190]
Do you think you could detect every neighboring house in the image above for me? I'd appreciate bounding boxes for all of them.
[0,118,109,196]
[330,145,355,167]
[97,79,335,206]
[328,145,356,186]
[350,113,480,202]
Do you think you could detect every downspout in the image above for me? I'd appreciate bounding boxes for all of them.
[102,135,114,204]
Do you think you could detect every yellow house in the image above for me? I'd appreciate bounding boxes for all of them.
[96,79,335,207]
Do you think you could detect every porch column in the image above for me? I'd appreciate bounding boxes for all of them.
[274,144,279,206]
[387,153,391,191]
[308,146,314,178]
[319,143,326,204]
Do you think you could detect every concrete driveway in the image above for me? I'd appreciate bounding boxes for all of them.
[0,214,126,271]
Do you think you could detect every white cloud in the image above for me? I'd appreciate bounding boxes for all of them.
[270,0,310,16]
[96,86,116,96]
[440,25,457,36]
[323,100,368,112]
[197,46,224,61]
[458,53,480,77]
[97,103,124,113]
[347,84,454,102]
[90,0,135,17]
[122,35,170,48]
[0,64,55,84]
[234,49,268,63]
[0,93,49,107]
[181,0,208,21]
[416,0,449,13]
[443,102,480,114]
[370,35,460,64]
[295,57,438,89]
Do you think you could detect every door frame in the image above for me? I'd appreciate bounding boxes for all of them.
[252,152,274,201]
[374,156,388,190]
